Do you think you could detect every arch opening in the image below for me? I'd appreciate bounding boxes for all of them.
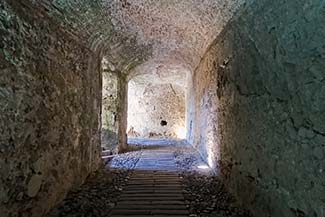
[127,73,187,140]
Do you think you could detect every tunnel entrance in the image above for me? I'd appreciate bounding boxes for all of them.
[101,58,119,153]
[127,77,186,140]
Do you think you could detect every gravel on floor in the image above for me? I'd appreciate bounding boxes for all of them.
[46,142,253,217]
[173,148,253,217]
[47,151,141,217]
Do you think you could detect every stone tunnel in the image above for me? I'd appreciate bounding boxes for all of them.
[0,0,324,217]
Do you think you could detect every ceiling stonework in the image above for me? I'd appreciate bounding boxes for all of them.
[42,0,246,84]
[106,0,245,83]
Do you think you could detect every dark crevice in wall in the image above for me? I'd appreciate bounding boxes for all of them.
[311,128,325,137]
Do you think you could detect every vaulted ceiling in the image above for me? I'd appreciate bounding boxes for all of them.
[45,0,246,85]
[106,0,245,85]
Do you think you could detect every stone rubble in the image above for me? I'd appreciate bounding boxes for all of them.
[174,148,252,217]
[47,151,141,217]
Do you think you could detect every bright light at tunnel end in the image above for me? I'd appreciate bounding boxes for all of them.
[197,164,210,170]
[175,127,186,139]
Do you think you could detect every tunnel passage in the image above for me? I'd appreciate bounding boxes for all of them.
[1,0,325,217]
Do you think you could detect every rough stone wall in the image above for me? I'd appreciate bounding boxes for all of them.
[101,71,118,151]
[189,0,325,216]
[0,1,102,216]
[128,81,186,139]
[117,74,129,152]
[187,59,221,168]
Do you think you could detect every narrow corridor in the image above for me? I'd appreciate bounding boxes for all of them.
[2,1,324,216]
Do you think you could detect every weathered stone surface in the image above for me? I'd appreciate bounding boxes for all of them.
[110,0,247,84]
[0,1,102,216]
[0,0,155,214]
[27,175,43,198]
[101,70,119,151]
[188,0,325,216]
[128,79,186,139]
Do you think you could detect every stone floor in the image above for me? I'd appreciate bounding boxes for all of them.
[47,139,252,217]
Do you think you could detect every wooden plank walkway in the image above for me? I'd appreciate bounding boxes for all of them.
[111,147,189,217]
